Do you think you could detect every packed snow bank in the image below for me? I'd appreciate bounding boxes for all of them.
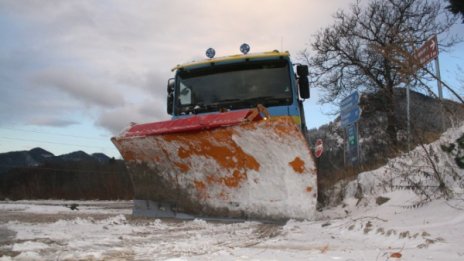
[343,122,464,202]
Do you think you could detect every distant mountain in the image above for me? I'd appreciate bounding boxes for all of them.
[29,147,55,159]
[0,148,132,200]
[91,153,111,163]
[0,148,111,175]
[0,147,55,175]
[56,150,95,162]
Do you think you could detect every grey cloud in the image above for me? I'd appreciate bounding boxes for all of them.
[115,70,168,95]
[33,69,125,108]
[142,71,171,96]
[0,77,82,127]
[97,110,130,135]
[27,117,79,127]
[1,0,354,135]
[138,97,168,118]
[97,99,169,135]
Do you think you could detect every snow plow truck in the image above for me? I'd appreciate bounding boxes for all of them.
[111,44,317,221]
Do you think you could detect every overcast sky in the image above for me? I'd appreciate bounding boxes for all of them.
[0,0,462,157]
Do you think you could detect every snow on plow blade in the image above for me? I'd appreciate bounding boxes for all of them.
[112,109,317,221]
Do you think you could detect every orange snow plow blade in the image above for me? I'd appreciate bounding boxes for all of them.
[112,109,317,221]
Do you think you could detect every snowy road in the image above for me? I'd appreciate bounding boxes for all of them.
[1,194,464,260]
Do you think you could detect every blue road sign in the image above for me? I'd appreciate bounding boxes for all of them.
[341,92,361,166]
[341,106,362,128]
[340,92,360,114]
[340,92,361,128]
[346,124,359,165]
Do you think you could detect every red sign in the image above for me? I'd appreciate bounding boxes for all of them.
[315,139,323,158]
[414,35,438,67]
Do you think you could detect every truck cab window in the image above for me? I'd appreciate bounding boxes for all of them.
[178,82,192,105]
[175,60,292,114]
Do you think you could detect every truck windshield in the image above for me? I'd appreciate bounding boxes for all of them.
[175,60,292,114]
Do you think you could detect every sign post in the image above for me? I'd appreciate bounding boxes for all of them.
[413,35,444,132]
[435,57,445,131]
[340,92,361,166]
[346,124,359,165]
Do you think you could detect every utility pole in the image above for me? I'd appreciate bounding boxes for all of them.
[435,57,445,131]
[406,84,411,152]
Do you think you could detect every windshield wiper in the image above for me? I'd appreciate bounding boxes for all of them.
[181,96,290,115]
[209,96,291,110]
[213,96,290,106]
[242,96,291,106]
[213,98,242,104]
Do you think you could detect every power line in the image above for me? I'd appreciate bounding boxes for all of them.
[0,127,111,141]
[0,163,124,175]
[0,136,115,150]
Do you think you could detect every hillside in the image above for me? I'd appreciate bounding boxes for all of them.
[0,148,112,176]
[309,89,464,206]
[0,148,133,200]
[0,148,53,175]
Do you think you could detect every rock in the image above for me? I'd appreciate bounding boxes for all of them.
[376,196,390,205]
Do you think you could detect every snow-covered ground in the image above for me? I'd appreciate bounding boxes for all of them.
[0,196,463,260]
[1,125,463,260]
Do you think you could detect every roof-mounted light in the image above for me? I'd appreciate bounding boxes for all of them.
[240,43,250,54]
[205,48,216,59]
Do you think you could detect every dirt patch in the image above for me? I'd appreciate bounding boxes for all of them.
[0,227,18,258]
[0,212,121,224]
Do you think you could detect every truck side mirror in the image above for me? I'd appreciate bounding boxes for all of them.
[297,65,308,76]
[296,65,310,99]
[167,78,175,115]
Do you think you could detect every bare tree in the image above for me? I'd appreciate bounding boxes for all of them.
[302,0,458,144]
[447,0,464,22]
